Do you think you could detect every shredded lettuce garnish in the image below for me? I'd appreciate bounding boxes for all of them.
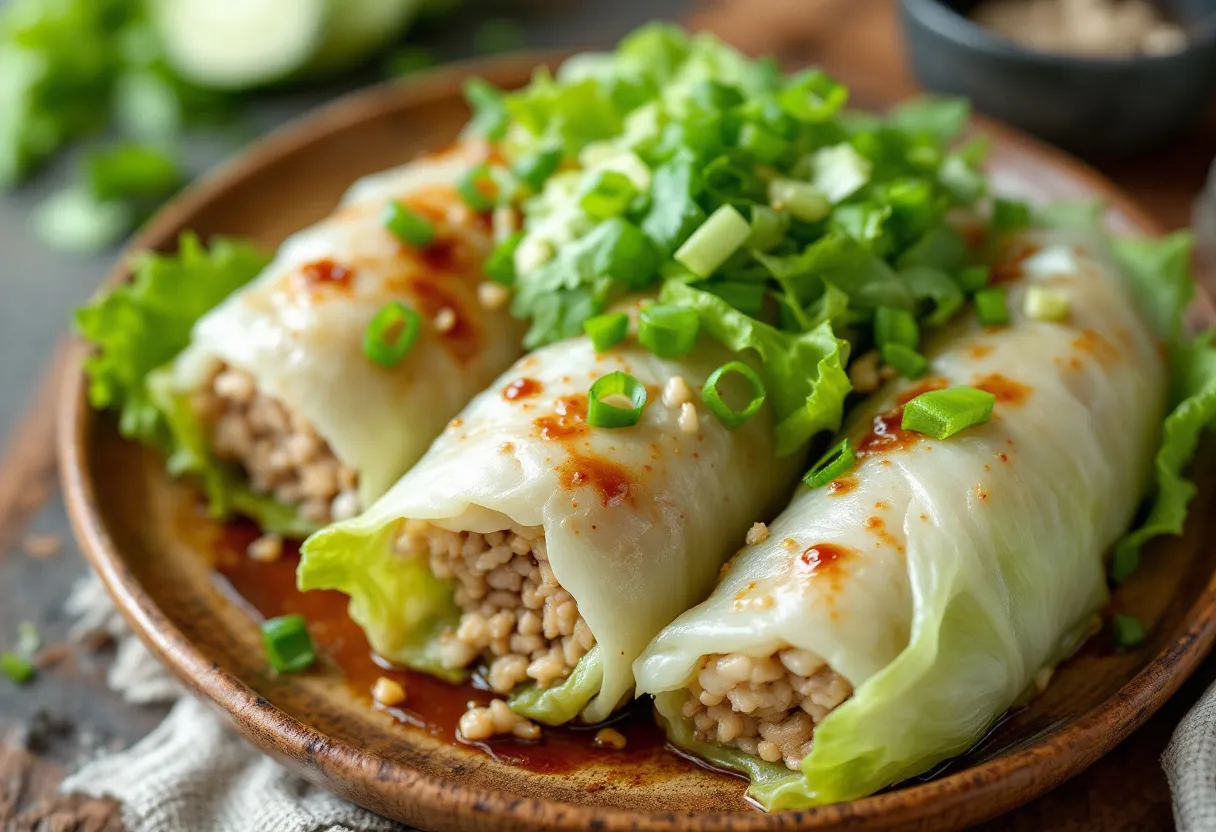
[463,23,991,453]
[73,233,314,534]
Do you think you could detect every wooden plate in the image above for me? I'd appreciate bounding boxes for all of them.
[59,53,1216,832]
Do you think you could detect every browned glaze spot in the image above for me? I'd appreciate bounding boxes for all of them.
[973,372,1033,406]
[862,516,904,551]
[799,543,853,576]
[968,344,994,360]
[854,378,950,460]
[828,476,857,496]
[503,377,544,401]
[407,275,480,363]
[557,452,634,508]
[1073,328,1120,365]
[991,241,1041,284]
[215,522,671,775]
[857,411,921,457]
[534,395,589,441]
[298,259,354,292]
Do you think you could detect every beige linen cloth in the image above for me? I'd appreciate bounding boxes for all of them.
[59,576,406,832]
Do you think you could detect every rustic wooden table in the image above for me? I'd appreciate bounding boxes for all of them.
[1,1,1213,829]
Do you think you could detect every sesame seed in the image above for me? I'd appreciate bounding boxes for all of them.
[477,281,510,310]
[663,375,694,408]
[434,307,457,332]
[678,402,699,435]
[372,677,407,707]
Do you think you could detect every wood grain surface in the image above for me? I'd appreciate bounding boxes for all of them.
[3,1,1214,830]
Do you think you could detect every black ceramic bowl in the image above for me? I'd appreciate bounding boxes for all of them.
[900,0,1216,158]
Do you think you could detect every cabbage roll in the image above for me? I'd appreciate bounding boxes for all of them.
[635,226,1168,808]
[157,141,526,532]
[298,326,802,727]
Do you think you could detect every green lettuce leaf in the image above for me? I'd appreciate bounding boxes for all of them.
[1111,331,1216,581]
[75,232,268,444]
[298,520,464,681]
[73,233,302,531]
[509,647,603,725]
[1105,230,1215,580]
[660,281,851,455]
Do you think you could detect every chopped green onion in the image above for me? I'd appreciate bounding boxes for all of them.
[261,615,316,673]
[638,305,699,358]
[702,361,767,429]
[738,122,789,164]
[901,386,995,440]
[958,265,991,293]
[1024,285,1070,321]
[674,205,751,278]
[747,205,788,252]
[584,312,629,352]
[1112,613,1146,649]
[485,231,524,286]
[578,170,636,220]
[874,307,918,350]
[1,652,34,685]
[588,372,648,428]
[803,438,855,487]
[767,178,830,222]
[382,201,435,247]
[458,163,497,211]
[364,301,421,368]
[881,343,928,379]
[513,147,562,190]
[975,287,1009,327]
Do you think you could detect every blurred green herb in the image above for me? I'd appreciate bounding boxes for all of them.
[474,18,526,56]
[383,45,437,78]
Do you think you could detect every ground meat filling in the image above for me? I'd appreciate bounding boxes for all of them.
[683,648,853,770]
[196,364,360,526]
[395,521,596,694]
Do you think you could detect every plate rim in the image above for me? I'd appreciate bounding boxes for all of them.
[57,51,1216,832]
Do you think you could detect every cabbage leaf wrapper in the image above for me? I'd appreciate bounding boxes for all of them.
[299,331,806,725]
[635,226,1171,808]
[157,142,527,531]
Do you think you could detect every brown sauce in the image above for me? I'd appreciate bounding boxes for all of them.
[799,543,853,576]
[213,522,673,775]
[1072,328,1119,365]
[827,476,857,496]
[973,372,1032,406]
[298,259,354,292]
[990,242,1040,284]
[557,451,634,508]
[533,395,588,441]
[503,377,544,401]
[856,410,922,458]
[406,275,480,363]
